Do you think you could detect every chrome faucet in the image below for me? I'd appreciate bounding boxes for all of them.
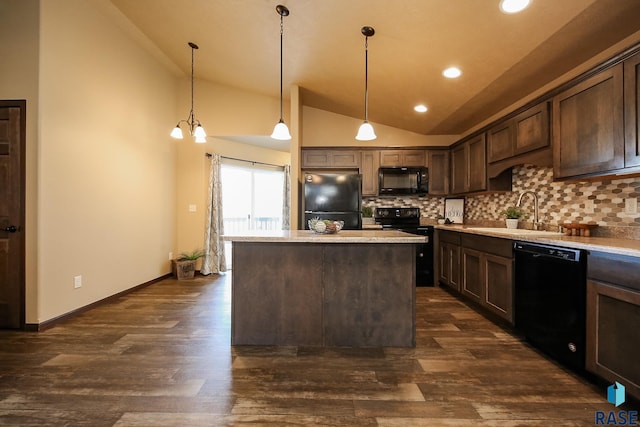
[516,190,540,230]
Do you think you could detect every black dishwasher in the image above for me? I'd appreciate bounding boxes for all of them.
[513,241,587,372]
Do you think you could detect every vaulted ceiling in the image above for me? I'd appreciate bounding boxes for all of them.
[111,0,640,136]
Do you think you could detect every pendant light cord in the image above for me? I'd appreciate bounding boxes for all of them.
[279,13,284,121]
[190,44,195,130]
[364,36,369,122]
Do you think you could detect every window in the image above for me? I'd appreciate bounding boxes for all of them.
[221,161,284,269]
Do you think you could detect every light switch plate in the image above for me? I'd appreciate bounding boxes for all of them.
[625,198,638,214]
[584,199,595,214]
[188,204,197,212]
[74,275,82,289]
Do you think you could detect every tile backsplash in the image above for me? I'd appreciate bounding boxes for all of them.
[363,164,640,239]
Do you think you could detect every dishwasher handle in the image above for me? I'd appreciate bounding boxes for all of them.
[513,241,584,262]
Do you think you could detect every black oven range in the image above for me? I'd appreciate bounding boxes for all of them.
[374,207,434,286]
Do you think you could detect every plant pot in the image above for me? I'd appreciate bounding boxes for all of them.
[172,259,197,280]
[505,218,519,229]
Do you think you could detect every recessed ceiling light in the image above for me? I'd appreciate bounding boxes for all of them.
[500,0,531,14]
[443,67,462,79]
[414,105,428,113]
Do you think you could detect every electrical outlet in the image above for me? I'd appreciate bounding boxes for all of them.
[188,204,197,212]
[169,252,173,260]
[74,275,82,289]
[625,198,638,214]
[584,199,595,214]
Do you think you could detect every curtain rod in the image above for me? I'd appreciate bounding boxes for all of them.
[206,153,284,168]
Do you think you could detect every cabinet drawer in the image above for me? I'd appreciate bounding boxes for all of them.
[588,251,640,292]
[461,234,512,258]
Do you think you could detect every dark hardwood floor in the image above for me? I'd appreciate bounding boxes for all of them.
[0,273,635,426]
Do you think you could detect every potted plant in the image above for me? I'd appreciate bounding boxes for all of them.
[436,214,446,225]
[362,205,375,225]
[172,249,205,280]
[501,206,526,229]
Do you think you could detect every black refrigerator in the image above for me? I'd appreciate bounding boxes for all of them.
[303,173,362,230]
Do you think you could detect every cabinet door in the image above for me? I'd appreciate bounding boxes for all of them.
[439,242,460,291]
[467,134,487,192]
[586,280,640,400]
[484,254,513,323]
[427,150,449,195]
[461,248,483,303]
[302,150,332,168]
[380,150,425,167]
[302,149,360,168]
[361,150,380,196]
[514,102,550,156]
[450,143,467,194]
[624,51,640,168]
[487,121,514,163]
[553,65,624,178]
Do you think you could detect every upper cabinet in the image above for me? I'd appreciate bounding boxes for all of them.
[488,102,550,163]
[360,150,380,196]
[450,134,487,194]
[553,64,625,179]
[302,149,361,169]
[624,51,640,169]
[427,150,450,195]
[379,150,426,167]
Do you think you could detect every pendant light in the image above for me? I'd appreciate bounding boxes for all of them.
[271,5,292,141]
[356,26,376,141]
[170,42,207,143]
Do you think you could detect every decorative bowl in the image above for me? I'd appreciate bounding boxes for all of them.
[308,219,344,234]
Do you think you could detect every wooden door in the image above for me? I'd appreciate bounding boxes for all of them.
[553,65,624,178]
[0,101,25,329]
[484,254,513,323]
[360,150,380,196]
[450,143,467,194]
[467,134,487,192]
[427,150,449,195]
[487,121,513,163]
[514,102,550,156]
[461,247,483,303]
[624,51,640,168]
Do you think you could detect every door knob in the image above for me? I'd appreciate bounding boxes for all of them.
[3,225,18,233]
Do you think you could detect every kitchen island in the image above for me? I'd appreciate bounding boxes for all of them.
[224,230,426,347]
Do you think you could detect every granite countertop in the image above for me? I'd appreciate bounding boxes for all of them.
[223,229,427,244]
[436,225,640,258]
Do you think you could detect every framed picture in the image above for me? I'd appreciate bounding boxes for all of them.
[444,198,465,224]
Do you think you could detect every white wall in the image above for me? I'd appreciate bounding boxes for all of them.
[36,0,178,322]
[302,106,458,148]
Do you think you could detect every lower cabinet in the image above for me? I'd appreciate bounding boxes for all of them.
[438,230,513,324]
[438,230,461,292]
[586,252,640,400]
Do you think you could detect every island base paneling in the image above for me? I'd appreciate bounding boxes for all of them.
[231,241,416,347]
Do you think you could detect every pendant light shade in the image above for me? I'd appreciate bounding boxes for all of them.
[271,5,292,141]
[356,26,376,141]
[170,42,207,143]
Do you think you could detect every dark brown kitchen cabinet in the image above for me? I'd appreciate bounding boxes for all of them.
[488,102,550,163]
[437,230,460,292]
[302,149,360,168]
[360,150,380,196]
[586,251,640,401]
[459,233,513,323]
[624,51,640,169]
[461,247,483,304]
[450,134,487,194]
[380,150,426,167]
[427,150,449,195]
[437,230,513,324]
[553,64,625,179]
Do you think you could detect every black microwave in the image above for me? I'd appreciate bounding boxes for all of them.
[378,167,428,195]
